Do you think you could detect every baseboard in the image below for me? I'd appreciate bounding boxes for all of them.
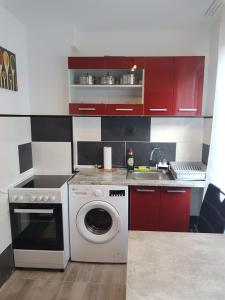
[0,244,15,288]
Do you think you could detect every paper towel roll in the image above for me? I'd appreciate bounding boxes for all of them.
[103,147,112,170]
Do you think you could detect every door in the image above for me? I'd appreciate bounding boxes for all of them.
[76,201,121,243]
[174,56,204,115]
[159,187,191,232]
[130,186,161,231]
[144,57,174,115]
[10,203,63,250]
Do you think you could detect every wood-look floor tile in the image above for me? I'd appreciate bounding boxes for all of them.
[0,262,127,300]
[90,264,103,283]
[75,264,94,283]
[54,282,73,300]
[0,278,34,300]
[69,282,88,300]
[24,279,62,300]
[112,264,127,285]
[111,284,126,300]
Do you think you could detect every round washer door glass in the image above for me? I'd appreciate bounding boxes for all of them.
[76,201,121,244]
[84,208,112,235]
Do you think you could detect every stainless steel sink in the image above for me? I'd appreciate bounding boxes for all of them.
[127,171,172,181]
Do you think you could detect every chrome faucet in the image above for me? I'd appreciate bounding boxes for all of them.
[150,147,162,166]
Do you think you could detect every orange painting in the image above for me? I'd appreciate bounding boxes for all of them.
[0,46,18,91]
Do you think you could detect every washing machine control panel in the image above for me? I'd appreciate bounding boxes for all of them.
[109,190,126,197]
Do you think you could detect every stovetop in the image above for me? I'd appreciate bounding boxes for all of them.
[15,175,72,189]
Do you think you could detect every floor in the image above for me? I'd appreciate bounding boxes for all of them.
[0,262,127,300]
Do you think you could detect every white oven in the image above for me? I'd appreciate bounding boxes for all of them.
[9,175,71,270]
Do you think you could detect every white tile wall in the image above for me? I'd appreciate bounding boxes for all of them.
[203,119,212,145]
[32,142,72,175]
[73,117,101,141]
[151,118,204,161]
[151,118,204,143]
[176,142,203,162]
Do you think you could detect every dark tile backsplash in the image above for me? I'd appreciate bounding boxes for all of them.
[202,143,210,165]
[0,244,14,288]
[31,116,72,142]
[18,142,33,173]
[126,142,176,166]
[77,142,126,167]
[101,117,150,141]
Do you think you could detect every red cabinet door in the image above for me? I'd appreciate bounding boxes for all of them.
[69,103,106,115]
[105,56,135,69]
[68,57,107,69]
[130,186,161,231]
[174,57,204,116]
[106,104,143,116]
[144,57,174,115]
[159,187,191,232]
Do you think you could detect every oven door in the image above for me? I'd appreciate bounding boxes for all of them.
[9,203,63,251]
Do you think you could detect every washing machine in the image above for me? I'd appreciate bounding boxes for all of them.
[69,184,128,263]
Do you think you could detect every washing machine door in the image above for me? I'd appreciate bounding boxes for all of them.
[76,201,121,244]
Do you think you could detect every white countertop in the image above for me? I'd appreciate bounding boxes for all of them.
[127,231,225,300]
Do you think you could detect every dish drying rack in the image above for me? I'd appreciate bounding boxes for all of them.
[170,162,207,181]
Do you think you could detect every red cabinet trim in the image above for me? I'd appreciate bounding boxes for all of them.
[69,103,106,115]
[106,104,143,116]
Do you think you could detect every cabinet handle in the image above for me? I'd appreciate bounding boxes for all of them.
[14,209,54,214]
[136,189,156,192]
[115,108,134,111]
[166,190,186,193]
[78,108,96,111]
[178,108,197,112]
[149,108,167,112]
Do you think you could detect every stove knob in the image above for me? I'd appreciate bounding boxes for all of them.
[19,196,24,201]
[31,196,37,202]
[94,189,103,197]
[51,196,56,202]
[38,196,43,201]
[13,195,18,201]
[44,196,49,202]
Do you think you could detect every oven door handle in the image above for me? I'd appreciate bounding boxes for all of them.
[13,209,54,214]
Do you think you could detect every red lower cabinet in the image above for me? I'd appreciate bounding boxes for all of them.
[130,186,161,231]
[69,103,106,115]
[159,187,191,232]
[130,186,191,232]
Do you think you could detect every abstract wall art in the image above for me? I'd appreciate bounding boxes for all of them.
[0,46,18,91]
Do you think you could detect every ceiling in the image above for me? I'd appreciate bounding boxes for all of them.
[0,0,221,31]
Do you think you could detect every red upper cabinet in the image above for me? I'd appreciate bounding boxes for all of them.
[174,56,204,116]
[68,57,107,69]
[144,57,174,115]
[105,56,135,69]
[105,56,145,70]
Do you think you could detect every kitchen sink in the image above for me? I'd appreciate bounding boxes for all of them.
[127,171,173,181]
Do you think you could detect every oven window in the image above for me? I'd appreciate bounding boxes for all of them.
[84,208,112,235]
[10,204,63,251]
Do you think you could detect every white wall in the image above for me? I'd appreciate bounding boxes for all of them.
[27,24,74,115]
[0,6,31,253]
[206,9,225,193]
[26,25,210,115]
[204,19,220,116]
[0,117,32,253]
[0,6,30,114]
[75,28,209,56]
